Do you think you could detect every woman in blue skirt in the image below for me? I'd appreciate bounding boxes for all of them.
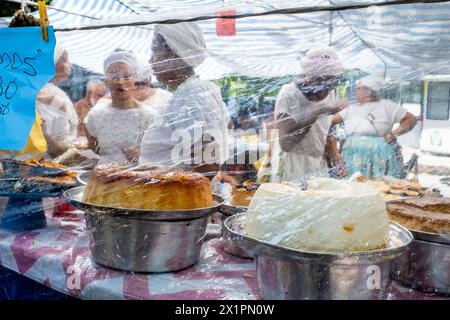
[331,75,416,179]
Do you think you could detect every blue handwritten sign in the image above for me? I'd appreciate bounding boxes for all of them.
[0,26,56,150]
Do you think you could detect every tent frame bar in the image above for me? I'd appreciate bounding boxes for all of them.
[328,0,388,77]
[51,0,450,32]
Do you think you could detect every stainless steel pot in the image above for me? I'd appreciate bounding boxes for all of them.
[222,219,253,259]
[64,186,224,273]
[391,230,450,295]
[218,204,252,258]
[84,212,207,272]
[218,203,247,217]
[225,213,413,300]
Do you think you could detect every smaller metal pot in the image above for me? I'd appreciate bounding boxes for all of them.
[218,204,252,258]
[391,230,450,295]
[225,213,413,300]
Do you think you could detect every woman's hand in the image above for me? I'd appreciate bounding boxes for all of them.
[330,152,343,163]
[387,112,416,143]
[327,98,349,115]
[384,133,397,144]
[330,153,348,177]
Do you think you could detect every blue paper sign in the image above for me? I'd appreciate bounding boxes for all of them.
[0,26,56,150]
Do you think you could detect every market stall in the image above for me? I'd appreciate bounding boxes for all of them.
[0,207,445,300]
[0,210,259,300]
[0,0,449,301]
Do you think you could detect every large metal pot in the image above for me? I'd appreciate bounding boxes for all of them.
[225,213,413,300]
[391,230,450,295]
[64,186,224,273]
[84,212,207,272]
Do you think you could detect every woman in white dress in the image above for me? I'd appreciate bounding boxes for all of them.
[85,51,157,165]
[133,56,171,115]
[331,75,416,178]
[271,45,348,183]
[140,22,230,174]
[35,45,79,157]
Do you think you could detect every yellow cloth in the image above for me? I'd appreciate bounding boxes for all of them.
[254,157,262,171]
[0,114,47,159]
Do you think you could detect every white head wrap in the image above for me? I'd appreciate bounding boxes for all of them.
[103,51,139,74]
[54,43,66,66]
[300,45,342,78]
[357,74,385,91]
[153,22,207,68]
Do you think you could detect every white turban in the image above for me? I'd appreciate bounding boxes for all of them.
[153,22,207,68]
[54,43,66,66]
[357,74,385,91]
[300,45,342,78]
[103,51,139,74]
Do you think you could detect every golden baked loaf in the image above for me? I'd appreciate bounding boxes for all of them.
[82,165,213,210]
[387,197,450,234]
[360,178,429,201]
[230,182,259,207]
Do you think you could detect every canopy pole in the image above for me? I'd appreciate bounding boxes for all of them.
[329,11,333,46]
[5,0,37,7]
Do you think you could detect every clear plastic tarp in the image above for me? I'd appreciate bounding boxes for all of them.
[0,0,449,300]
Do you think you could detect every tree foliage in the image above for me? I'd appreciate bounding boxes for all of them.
[1,1,51,18]
[1,2,20,17]
[214,75,293,109]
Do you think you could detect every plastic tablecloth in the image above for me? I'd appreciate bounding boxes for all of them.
[0,204,446,300]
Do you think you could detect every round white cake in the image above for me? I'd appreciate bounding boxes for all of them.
[245,178,390,253]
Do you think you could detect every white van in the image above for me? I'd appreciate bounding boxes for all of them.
[420,75,450,155]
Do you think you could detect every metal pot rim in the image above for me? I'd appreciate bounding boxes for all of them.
[64,186,224,221]
[410,229,450,245]
[218,203,247,216]
[409,236,450,247]
[76,171,91,186]
[224,213,413,262]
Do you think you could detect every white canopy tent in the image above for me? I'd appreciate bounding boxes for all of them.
[4,0,450,81]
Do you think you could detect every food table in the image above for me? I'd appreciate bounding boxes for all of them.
[0,207,447,300]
